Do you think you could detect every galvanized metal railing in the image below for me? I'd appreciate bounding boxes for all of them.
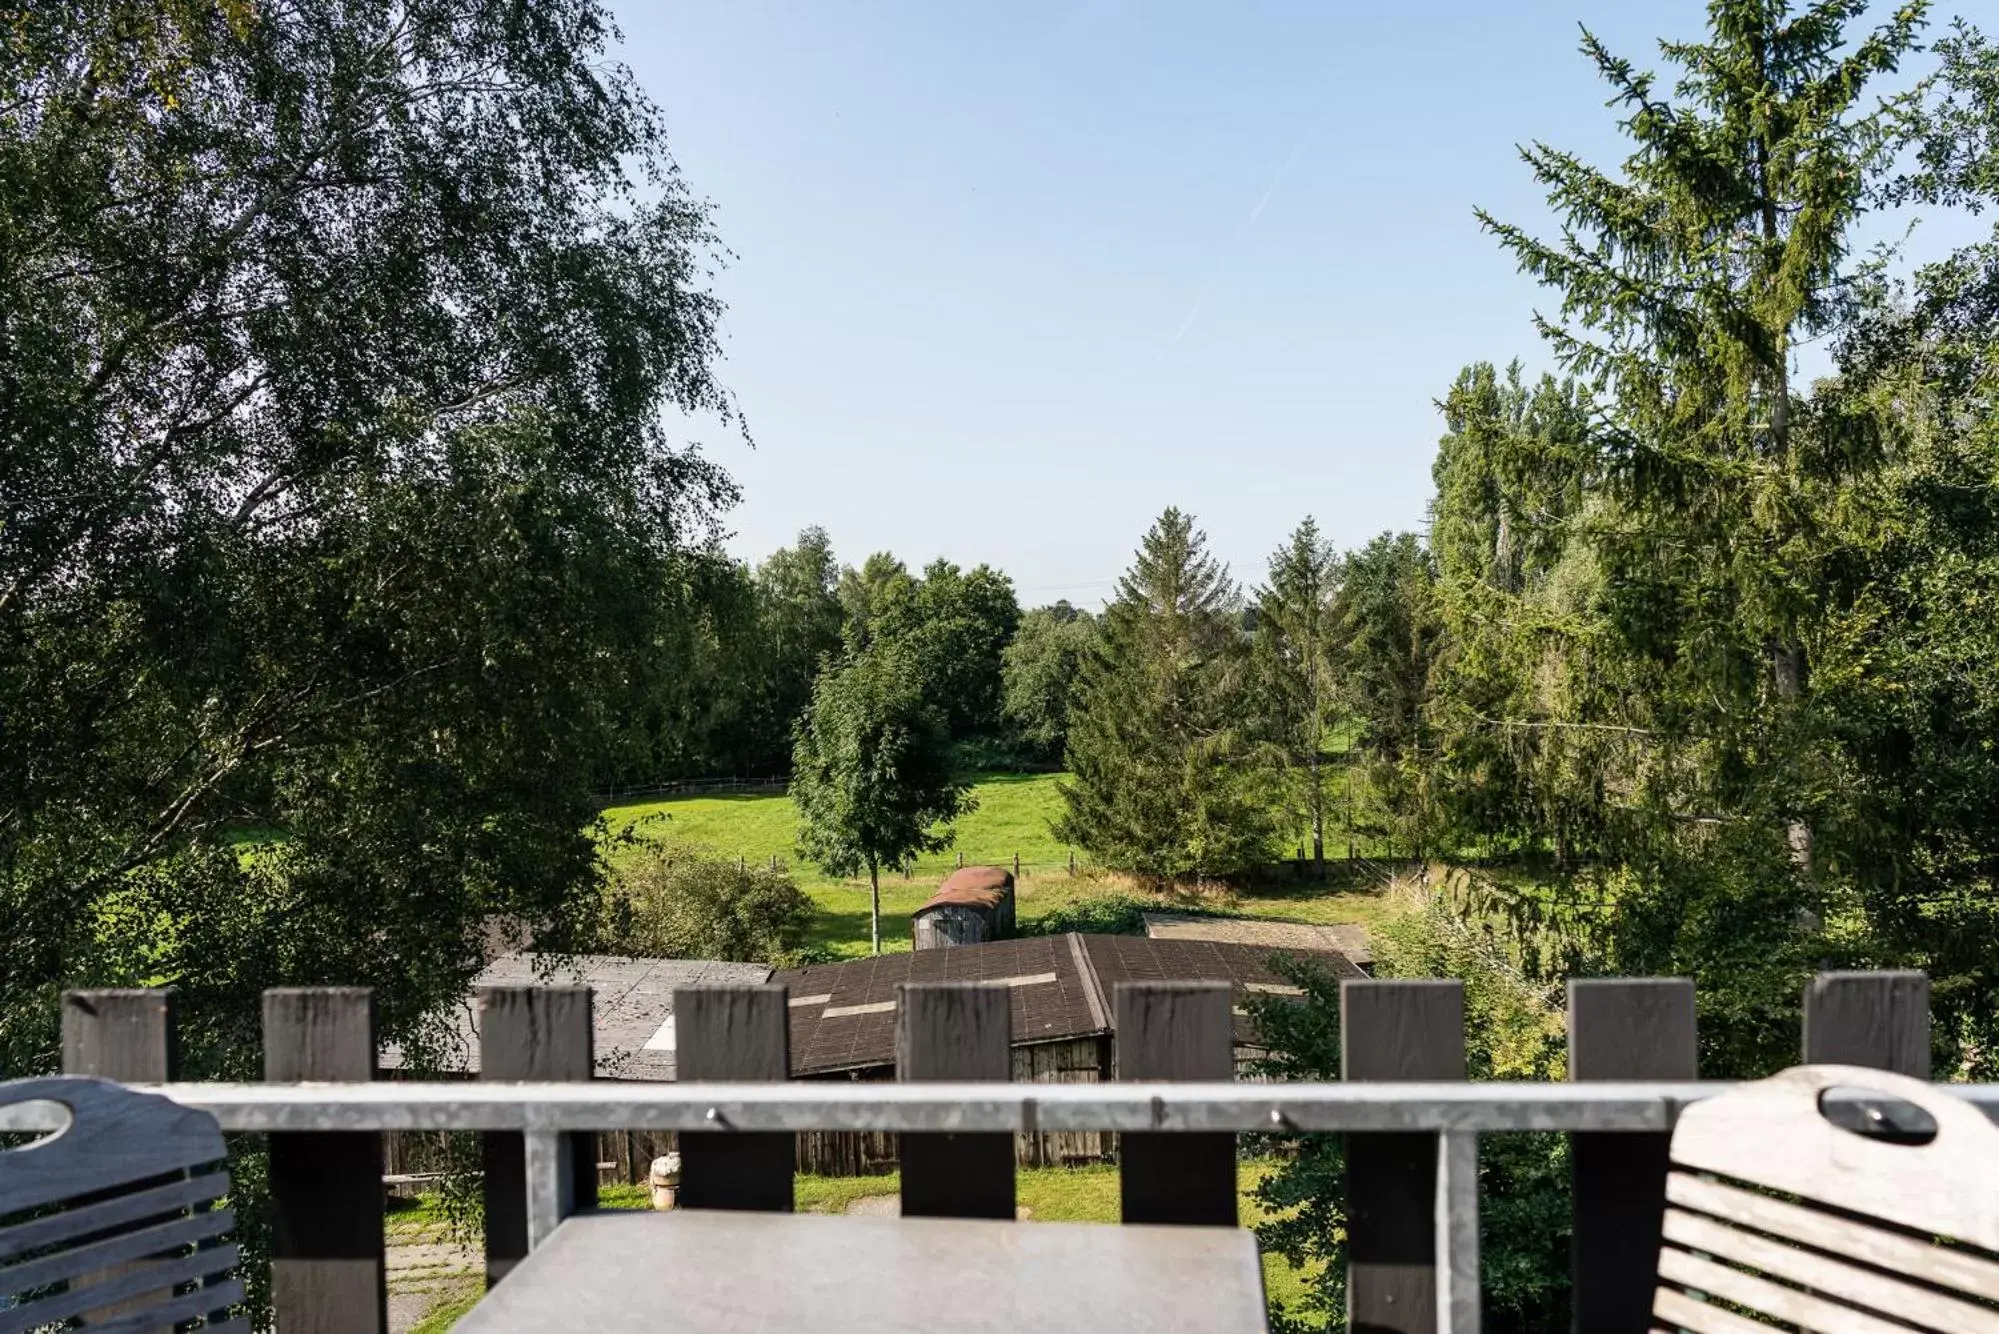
[29,969,1983,1334]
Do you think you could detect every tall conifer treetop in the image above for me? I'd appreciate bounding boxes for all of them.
[1056,509,1273,884]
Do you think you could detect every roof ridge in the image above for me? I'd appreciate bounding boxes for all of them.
[1066,932,1111,1034]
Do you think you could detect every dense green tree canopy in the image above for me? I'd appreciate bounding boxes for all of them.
[1001,602,1098,761]
[790,647,970,954]
[738,528,848,770]
[1334,532,1441,852]
[837,552,913,649]
[1428,0,1999,1075]
[867,559,1022,742]
[0,0,736,1070]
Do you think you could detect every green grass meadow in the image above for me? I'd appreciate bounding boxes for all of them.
[602,771,1393,958]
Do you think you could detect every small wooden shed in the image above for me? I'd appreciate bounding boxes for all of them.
[911,865,1016,949]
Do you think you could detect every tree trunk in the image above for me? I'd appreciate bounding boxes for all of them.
[1772,638,1813,876]
[1758,126,1812,881]
[869,858,881,956]
[1308,746,1325,879]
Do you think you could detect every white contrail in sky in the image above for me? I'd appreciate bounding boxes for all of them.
[1161,121,1320,356]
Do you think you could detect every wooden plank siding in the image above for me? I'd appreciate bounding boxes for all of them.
[1012,1036,1113,1167]
[793,1037,1112,1174]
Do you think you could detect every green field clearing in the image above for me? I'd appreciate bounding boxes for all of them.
[602,772,1393,957]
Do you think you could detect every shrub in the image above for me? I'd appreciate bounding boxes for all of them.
[606,843,815,965]
[1019,893,1154,937]
[1245,876,1569,1333]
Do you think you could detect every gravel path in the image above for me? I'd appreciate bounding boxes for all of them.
[386,1231,481,1333]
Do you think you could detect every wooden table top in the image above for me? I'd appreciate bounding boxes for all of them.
[454,1208,1270,1333]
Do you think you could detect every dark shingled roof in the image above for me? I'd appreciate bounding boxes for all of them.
[775,935,1102,1078]
[379,953,772,1081]
[773,932,1363,1076]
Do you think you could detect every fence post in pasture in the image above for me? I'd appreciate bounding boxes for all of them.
[264,988,387,1334]
[1803,970,1930,1076]
[1013,852,1021,879]
[478,986,594,1286]
[1568,978,1697,1334]
[1342,979,1468,1334]
[674,985,793,1211]
[897,983,1014,1218]
[1115,982,1235,1226]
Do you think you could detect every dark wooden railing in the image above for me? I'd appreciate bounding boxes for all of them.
[30,969,1989,1334]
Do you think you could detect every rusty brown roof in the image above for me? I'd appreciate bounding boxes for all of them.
[772,932,1361,1076]
[915,866,1014,915]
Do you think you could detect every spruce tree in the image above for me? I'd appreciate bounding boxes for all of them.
[1469,0,1927,1070]
[1426,364,1603,863]
[1336,533,1443,858]
[1477,0,1926,880]
[1055,509,1274,883]
[1252,519,1341,877]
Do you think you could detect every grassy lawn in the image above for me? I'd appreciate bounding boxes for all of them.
[603,772,1392,958]
[409,1291,482,1334]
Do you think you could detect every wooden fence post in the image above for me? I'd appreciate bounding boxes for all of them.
[897,983,1014,1219]
[61,989,177,1081]
[264,989,386,1334]
[1568,978,1697,1334]
[1803,971,1930,1076]
[1342,979,1467,1334]
[478,986,594,1286]
[61,989,181,1325]
[675,985,793,1211]
[1115,982,1235,1225]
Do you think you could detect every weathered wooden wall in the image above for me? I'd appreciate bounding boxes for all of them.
[1012,1036,1111,1167]
[792,1036,1114,1175]
[911,903,992,951]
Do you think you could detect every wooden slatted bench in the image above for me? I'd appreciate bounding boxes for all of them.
[1652,1064,1999,1333]
[0,1076,243,1333]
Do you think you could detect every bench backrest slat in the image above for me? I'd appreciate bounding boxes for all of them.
[1654,1064,1999,1332]
[0,1076,238,1332]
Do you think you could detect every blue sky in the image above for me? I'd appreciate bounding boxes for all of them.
[618,1,1974,607]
